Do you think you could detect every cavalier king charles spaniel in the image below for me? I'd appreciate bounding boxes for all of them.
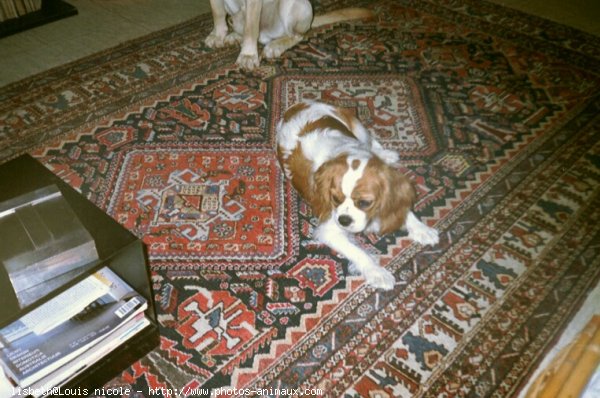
[276,101,439,290]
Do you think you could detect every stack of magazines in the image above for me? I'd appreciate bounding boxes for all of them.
[0,185,151,396]
[0,267,149,396]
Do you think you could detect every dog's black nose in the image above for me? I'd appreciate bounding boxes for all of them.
[338,215,353,227]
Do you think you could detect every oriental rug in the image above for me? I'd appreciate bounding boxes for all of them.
[1,0,600,396]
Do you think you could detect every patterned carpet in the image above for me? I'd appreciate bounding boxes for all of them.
[2,0,600,396]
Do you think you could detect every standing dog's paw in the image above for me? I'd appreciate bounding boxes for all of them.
[224,32,242,46]
[205,32,227,48]
[236,52,260,70]
[262,42,286,59]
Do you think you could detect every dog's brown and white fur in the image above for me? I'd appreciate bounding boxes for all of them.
[205,0,373,70]
[277,102,439,290]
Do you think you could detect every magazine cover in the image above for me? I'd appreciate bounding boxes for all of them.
[0,267,147,387]
[28,314,150,397]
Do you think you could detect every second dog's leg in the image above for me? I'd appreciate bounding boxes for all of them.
[263,1,312,59]
[262,35,304,59]
[237,0,262,70]
[205,0,229,48]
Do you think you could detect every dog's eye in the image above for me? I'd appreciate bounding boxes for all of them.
[332,194,344,205]
[357,199,372,209]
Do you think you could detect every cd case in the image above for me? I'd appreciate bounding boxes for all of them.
[0,185,99,308]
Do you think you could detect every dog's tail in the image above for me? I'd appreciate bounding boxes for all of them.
[312,7,375,28]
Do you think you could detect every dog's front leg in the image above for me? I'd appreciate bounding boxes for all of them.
[236,0,262,70]
[315,218,396,290]
[205,0,230,48]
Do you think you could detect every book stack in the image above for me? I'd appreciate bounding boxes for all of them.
[0,267,150,396]
[0,184,153,396]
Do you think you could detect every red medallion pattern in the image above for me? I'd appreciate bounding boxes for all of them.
[106,148,296,267]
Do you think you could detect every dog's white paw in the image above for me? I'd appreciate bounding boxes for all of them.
[205,32,227,48]
[236,52,260,70]
[406,211,440,246]
[409,224,439,246]
[364,266,396,291]
[224,32,242,46]
[262,42,286,59]
[349,261,395,290]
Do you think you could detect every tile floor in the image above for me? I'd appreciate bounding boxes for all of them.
[0,0,211,86]
[0,0,598,395]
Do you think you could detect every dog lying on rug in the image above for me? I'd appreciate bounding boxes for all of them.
[277,102,440,290]
[205,0,373,70]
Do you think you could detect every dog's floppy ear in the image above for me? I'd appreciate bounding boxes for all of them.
[377,166,416,235]
[312,156,348,222]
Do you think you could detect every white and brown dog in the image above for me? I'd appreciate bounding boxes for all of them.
[276,102,439,290]
[205,0,373,70]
